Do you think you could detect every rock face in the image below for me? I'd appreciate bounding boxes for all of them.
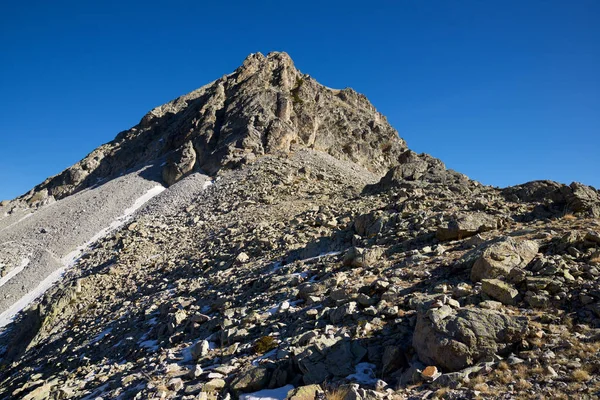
[162,140,197,186]
[19,52,406,203]
[413,307,528,371]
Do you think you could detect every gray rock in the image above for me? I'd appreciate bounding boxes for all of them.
[437,213,497,241]
[413,307,528,371]
[481,279,519,305]
[343,247,383,268]
[470,237,538,282]
[231,366,271,394]
[162,140,197,186]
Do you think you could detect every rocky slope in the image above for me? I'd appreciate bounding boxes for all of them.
[1,52,600,400]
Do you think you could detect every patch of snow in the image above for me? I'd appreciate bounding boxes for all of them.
[81,382,110,400]
[62,185,166,268]
[0,264,67,329]
[272,251,342,275]
[202,180,214,189]
[270,261,283,272]
[299,251,342,264]
[0,212,34,233]
[251,349,277,366]
[239,385,295,400]
[290,271,309,279]
[200,305,211,313]
[0,186,166,330]
[0,257,30,288]
[346,362,378,385]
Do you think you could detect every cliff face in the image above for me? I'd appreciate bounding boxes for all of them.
[22,52,407,203]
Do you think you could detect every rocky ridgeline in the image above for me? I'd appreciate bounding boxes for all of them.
[7,51,405,208]
[1,53,600,400]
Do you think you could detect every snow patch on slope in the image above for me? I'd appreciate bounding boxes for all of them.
[0,185,165,329]
[0,258,30,289]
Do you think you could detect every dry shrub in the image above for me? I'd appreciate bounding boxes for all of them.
[515,378,533,390]
[325,387,349,400]
[571,369,590,382]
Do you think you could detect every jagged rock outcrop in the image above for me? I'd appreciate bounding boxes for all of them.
[502,180,600,217]
[19,52,406,204]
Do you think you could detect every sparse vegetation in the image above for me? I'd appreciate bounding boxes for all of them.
[292,77,304,105]
[253,335,277,354]
[571,369,590,382]
[324,386,349,400]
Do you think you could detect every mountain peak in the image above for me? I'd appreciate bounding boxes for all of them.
[19,52,408,205]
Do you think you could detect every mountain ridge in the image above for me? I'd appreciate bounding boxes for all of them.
[0,52,599,400]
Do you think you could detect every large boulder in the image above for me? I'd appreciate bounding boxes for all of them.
[294,338,367,384]
[436,213,498,241]
[470,237,538,282]
[413,307,528,371]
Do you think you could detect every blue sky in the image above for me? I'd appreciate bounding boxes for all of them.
[0,1,598,200]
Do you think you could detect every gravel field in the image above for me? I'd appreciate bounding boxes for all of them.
[0,162,165,320]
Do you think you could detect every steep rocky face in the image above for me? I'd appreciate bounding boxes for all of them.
[18,52,406,205]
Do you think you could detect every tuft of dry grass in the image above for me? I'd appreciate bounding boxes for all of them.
[515,378,533,390]
[571,369,590,382]
[562,213,577,221]
[472,382,490,393]
[325,387,349,400]
[433,387,450,399]
[253,336,277,354]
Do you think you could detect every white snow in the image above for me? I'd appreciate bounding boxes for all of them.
[0,212,33,233]
[272,251,343,274]
[202,180,214,189]
[346,362,378,385]
[62,185,165,267]
[0,257,30,288]
[0,263,67,329]
[239,385,295,400]
[251,349,277,366]
[0,186,166,330]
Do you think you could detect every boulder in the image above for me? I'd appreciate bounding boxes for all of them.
[231,366,272,394]
[502,180,600,217]
[364,150,471,193]
[295,339,366,384]
[470,237,538,282]
[343,247,383,268]
[481,279,520,305]
[436,213,497,241]
[413,307,528,371]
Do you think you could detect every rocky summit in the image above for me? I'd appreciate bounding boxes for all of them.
[0,52,599,400]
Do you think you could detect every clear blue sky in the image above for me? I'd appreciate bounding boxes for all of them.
[1,1,598,200]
